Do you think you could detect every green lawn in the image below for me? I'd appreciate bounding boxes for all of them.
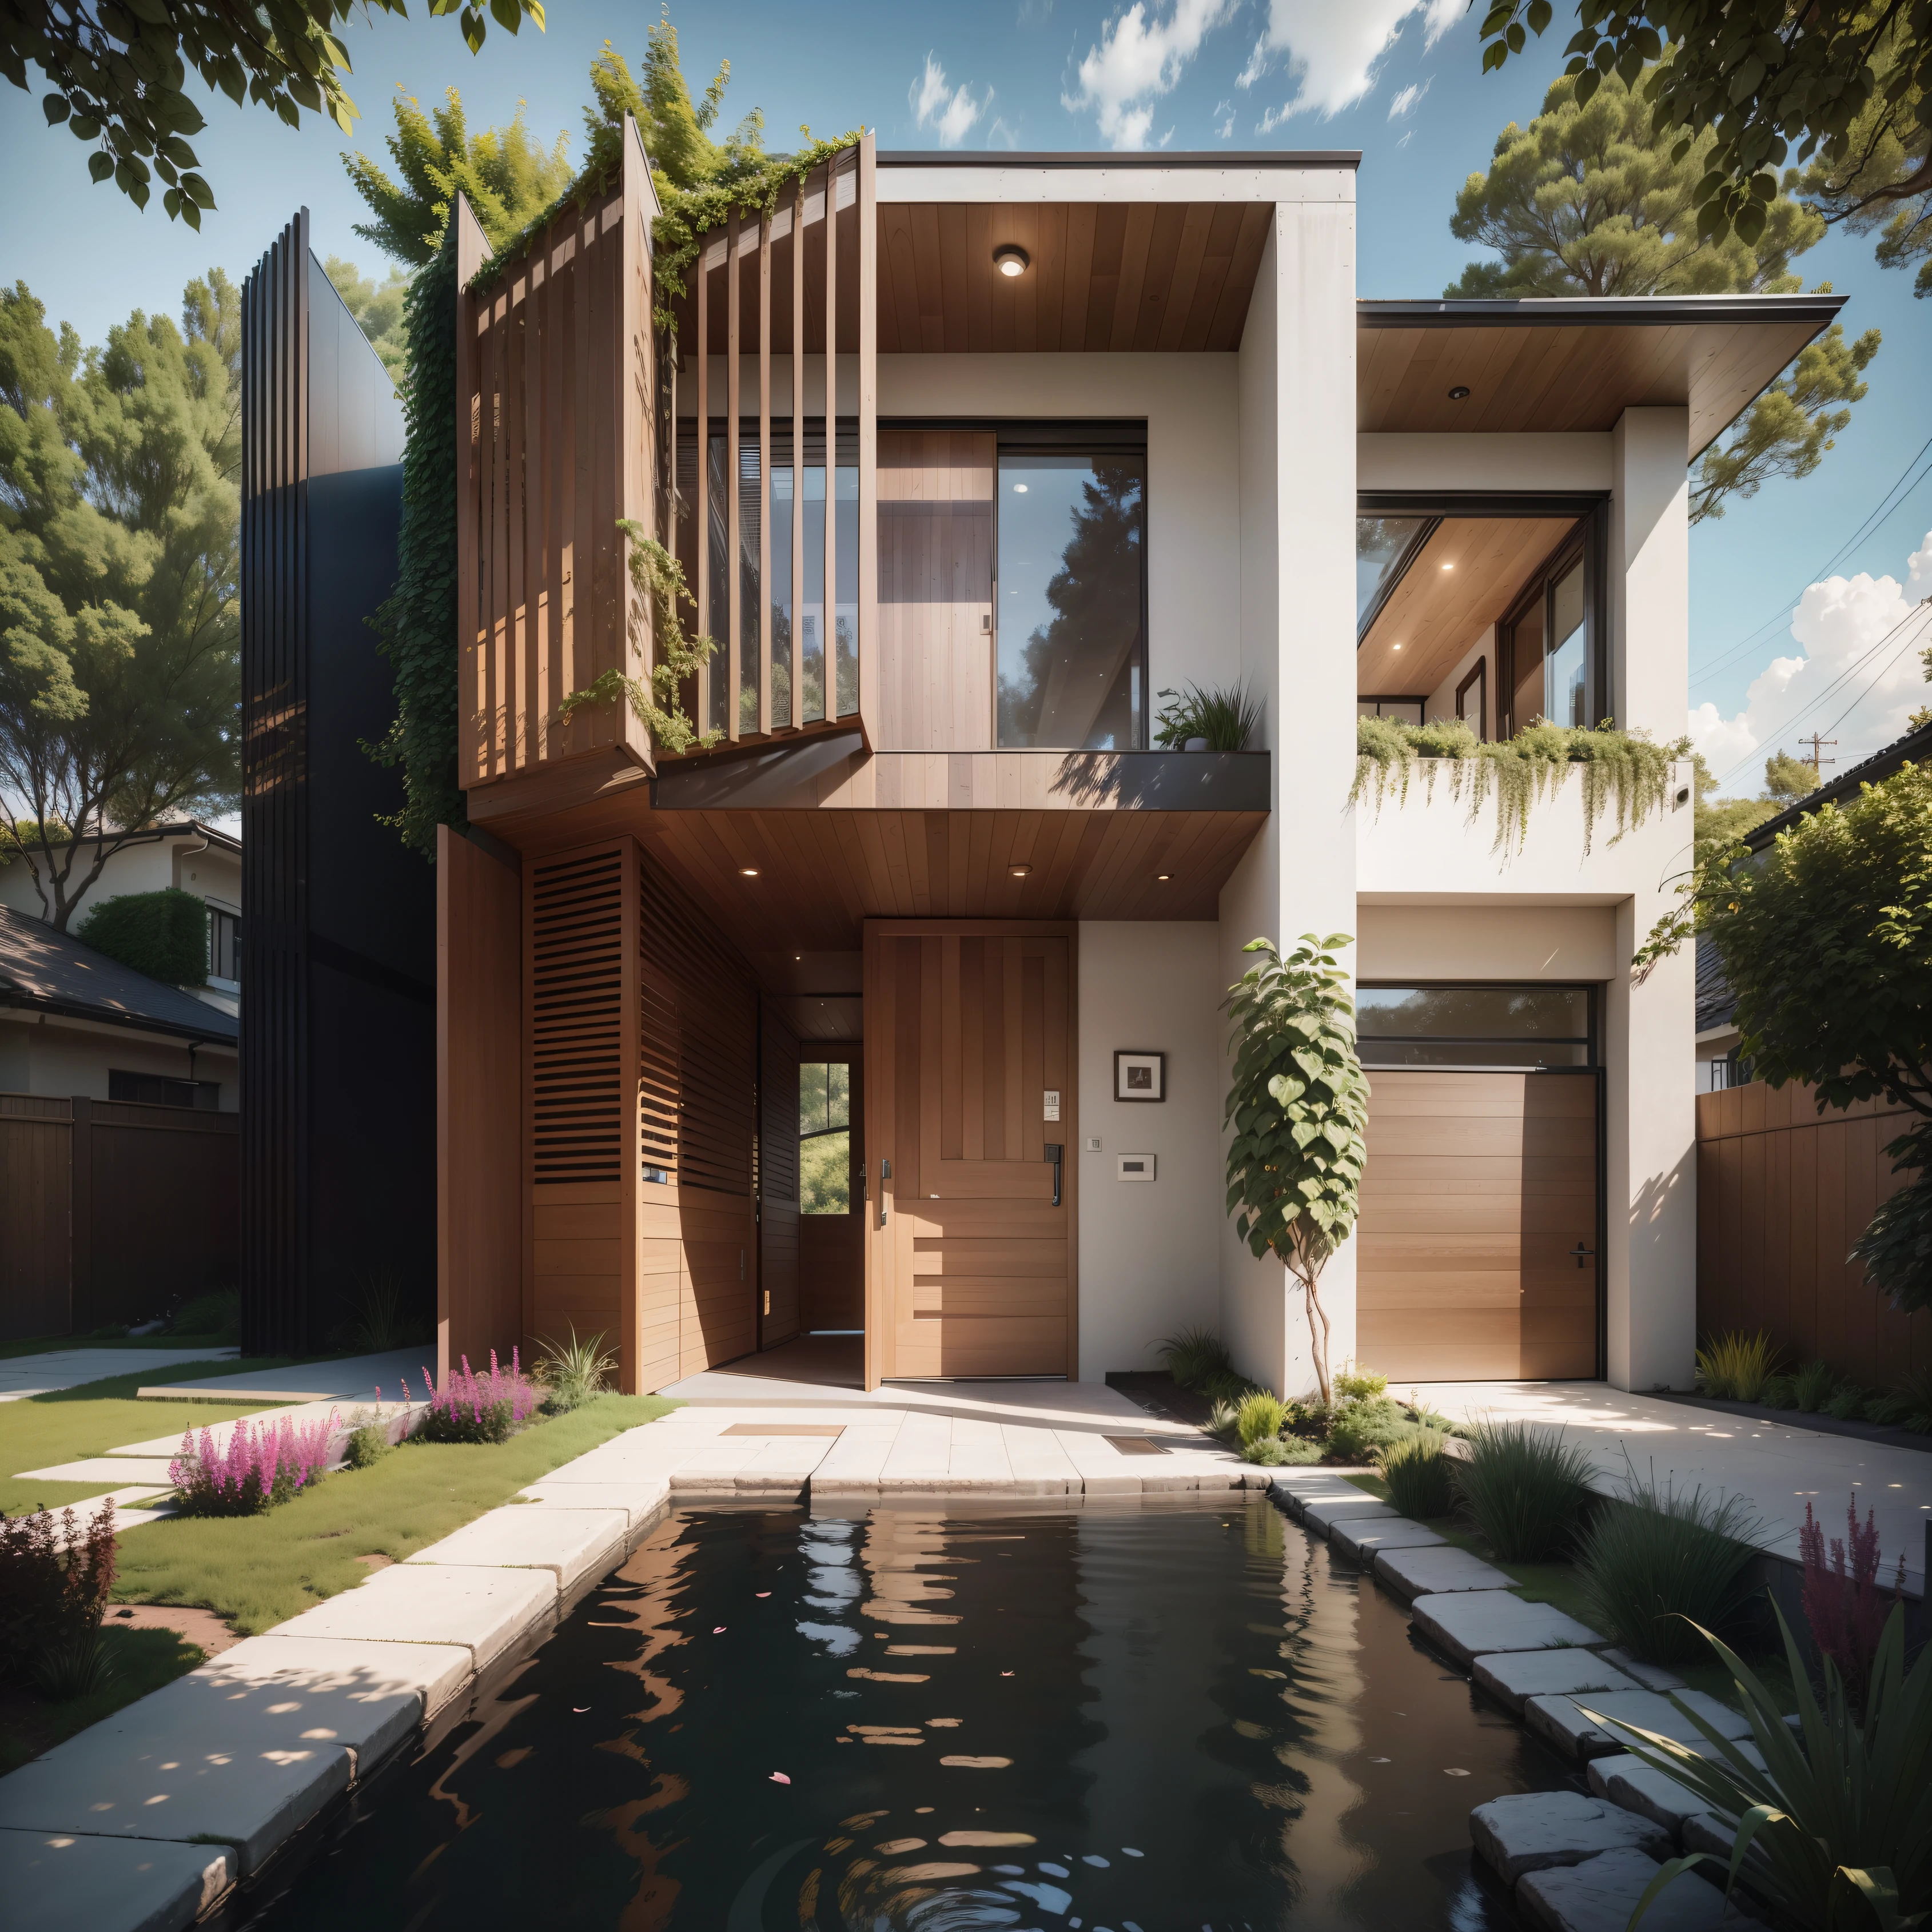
[0,1360,305,1517]
[113,1393,678,1635]
[0,1333,243,1361]
[0,1627,207,1776]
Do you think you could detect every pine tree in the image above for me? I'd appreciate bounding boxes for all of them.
[1451,67,1880,525]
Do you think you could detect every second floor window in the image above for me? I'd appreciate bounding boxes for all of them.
[209,907,241,983]
[997,446,1146,750]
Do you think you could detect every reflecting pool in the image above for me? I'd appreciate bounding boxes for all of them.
[237,1497,1575,1930]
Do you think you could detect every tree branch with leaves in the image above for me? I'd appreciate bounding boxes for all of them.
[1222,935,1371,1408]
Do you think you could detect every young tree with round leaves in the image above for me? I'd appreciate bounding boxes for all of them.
[1221,935,1371,1408]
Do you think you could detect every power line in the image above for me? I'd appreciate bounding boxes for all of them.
[1813,606,1932,746]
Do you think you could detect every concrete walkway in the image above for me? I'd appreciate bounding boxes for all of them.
[1412,1380,1931,1596]
[0,1347,239,1403]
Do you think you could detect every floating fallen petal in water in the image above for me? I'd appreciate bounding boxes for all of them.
[769,1772,790,1784]
[1443,1768,1470,1777]
[939,1755,1012,1768]
[714,1626,726,1634]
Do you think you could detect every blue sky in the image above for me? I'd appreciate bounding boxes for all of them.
[3,0,1927,780]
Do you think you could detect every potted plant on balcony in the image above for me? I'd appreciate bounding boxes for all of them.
[1154,682,1261,752]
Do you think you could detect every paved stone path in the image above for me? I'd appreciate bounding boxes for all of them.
[0,1347,238,1403]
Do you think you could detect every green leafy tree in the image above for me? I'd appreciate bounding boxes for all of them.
[75,885,207,984]
[1451,67,1880,524]
[343,89,573,266]
[580,19,768,202]
[0,276,240,929]
[1651,763,1932,1313]
[1762,748,1819,798]
[322,256,409,381]
[1476,1,1931,260]
[3,0,543,228]
[1221,935,1371,1408]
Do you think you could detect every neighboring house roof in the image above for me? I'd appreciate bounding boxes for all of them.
[1745,719,1932,852]
[1695,933,1736,1037]
[17,819,241,858]
[0,904,238,1046]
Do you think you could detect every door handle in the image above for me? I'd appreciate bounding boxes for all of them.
[1571,1242,1596,1270]
[879,1157,891,1228]
[1045,1143,1062,1208]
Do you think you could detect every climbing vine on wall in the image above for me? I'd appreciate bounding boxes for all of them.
[1352,716,1690,855]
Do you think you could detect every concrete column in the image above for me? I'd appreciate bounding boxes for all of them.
[1218,196,1359,1401]
[1604,406,1696,1389]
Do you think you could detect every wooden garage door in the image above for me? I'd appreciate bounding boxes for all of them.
[866,925,1074,1381]
[1357,1071,1599,1381]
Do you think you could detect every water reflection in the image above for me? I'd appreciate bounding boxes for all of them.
[237,1499,1564,1932]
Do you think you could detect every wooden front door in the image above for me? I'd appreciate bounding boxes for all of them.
[864,923,1076,1384]
[1356,1071,1599,1381]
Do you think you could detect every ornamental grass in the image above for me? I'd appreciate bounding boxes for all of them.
[1451,1419,1595,1561]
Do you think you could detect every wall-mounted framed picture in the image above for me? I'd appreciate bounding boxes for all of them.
[1114,1050,1165,1102]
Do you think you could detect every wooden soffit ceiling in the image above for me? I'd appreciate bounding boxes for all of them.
[1357,295,1845,453]
[1359,516,1578,700]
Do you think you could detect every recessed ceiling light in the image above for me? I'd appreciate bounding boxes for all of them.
[1392,642,1403,651]
[739,867,759,877]
[1447,385,1471,400]
[793,953,802,961]
[1009,863,1031,878]
[1440,562,1454,571]
[994,244,1030,278]
[1156,873,1172,882]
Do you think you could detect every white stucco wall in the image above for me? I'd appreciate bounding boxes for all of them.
[1357,432,1613,494]
[0,1011,236,1105]
[1075,921,1221,1380]
[0,830,240,925]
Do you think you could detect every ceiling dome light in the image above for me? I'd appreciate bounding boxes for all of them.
[1392,642,1403,651]
[739,867,760,878]
[1156,873,1172,882]
[1447,385,1471,400]
[993,245,1030,278]
[1009,862,1032,878]
[1440,561,1455,571]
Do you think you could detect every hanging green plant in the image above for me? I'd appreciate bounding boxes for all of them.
[557,524,723,755]
[1352,716,1689,855]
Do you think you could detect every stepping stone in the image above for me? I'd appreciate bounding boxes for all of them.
[1528,1688,1755,1763]
[1470,1791,1672,1883]
[13,1458,175,1487]
[1373,1544,1515,1599]
[1516,1845,1742,1931]
[1302,1495,1399,1533]
[1588,1752,1711,1837]
[1473,1650,1642,1718]
[405,1505,628,1594]
[272,1561,555,1673]
[1597,1647,1689,1694]
[1412,1591,1605,1670]
[1331,1517,1446,1563]
[0,1827,234,1932]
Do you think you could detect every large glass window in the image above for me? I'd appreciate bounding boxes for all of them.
[1357,515,1435,632]
[1547,557,1588,728]
[997,450,1146,749]
[1356,985,1594,1069]
[1503,536,1595,734]
[799,1059,851,1215]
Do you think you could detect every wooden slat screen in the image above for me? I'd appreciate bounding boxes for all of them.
[529,847,628,1183]
[1695,1081,1927,1390]
[459,117,659,792]
[677,136,877,755]
[759,1003,802,1347]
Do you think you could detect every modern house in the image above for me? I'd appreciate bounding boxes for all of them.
[242,131,1843,1401]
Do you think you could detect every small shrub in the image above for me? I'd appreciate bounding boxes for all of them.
[1694,1329,1779,1401]
[169,1411,337,1515]
[1452,1420,1594,1561]
[34,1630,116,1702]
[535,1328,619,1413]
[1575,1462,1766,1666]
[405,1352,539,1445]
[1152,680,1261,751]
[1242,1436,1290,1465]
[88,1324,129,1341]
[1157,1326,1233,1391]
[1272,1435,1324,1465]
[1791,1359,1836,1412]
[168,1290,241,1342]
[1333,1364,1389,1401]
[1863,1367,1932,1432]
[1235,1391,1288,1449]
[1378,1431,1453,1517]
[75,886,208,985]
[1326,1396,1416,1464]
[342,1420,392,1470]
[1800,1496,1906,1711]
[1822,1381,1866,1421]
[0,1499,117,1686]
[1759,1374,1796,1409]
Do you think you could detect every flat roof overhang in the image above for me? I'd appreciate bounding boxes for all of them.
[1359,294,1847,455]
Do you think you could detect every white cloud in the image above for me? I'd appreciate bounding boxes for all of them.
[1387,76,1431,119]
[1063,0,1237,150]
[910,53,992,148]
[1689,529,1932,787]
[1248,0,1460,122]
[986,115,1022,149]
[1235,35,1269,89]
[1214,97,1236,138]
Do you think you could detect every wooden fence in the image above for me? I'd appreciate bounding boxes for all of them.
[0,1092,240,1340]
[1695,1081,1927,1389]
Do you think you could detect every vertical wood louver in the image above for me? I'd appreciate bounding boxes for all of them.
[529,848,628,1183]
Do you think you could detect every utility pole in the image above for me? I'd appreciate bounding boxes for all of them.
[1799,734,1837,778]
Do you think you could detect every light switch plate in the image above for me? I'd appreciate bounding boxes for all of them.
[1043,1089,1061,1121]
[1083,1135,1102,1152]
[1117,1153,1156,1182]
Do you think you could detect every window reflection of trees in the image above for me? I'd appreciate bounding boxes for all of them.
[997,458,1145,750]
[1355,986,1589,1039]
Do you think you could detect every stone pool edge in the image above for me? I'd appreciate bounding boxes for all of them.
[0,1421,1267,1931]
[1264,1469,1773,1932]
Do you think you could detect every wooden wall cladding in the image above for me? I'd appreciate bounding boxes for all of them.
[525,834,761,1392]
[438,827,524,1378]
[457,119,658,792]
[759,1002,802,1348]
[1357,1070,1600,1383]
[1695,1082,1926,1392]
[0,1094,70,1340]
